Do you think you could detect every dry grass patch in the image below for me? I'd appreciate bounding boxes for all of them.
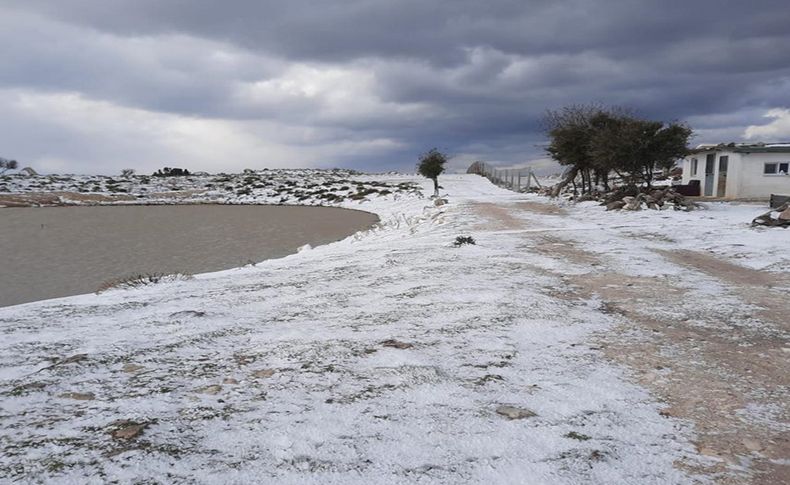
[96,272,194,293]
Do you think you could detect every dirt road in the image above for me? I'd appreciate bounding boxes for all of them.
[471,198,790,484]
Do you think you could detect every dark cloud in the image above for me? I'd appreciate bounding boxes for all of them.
[1,0,788,173]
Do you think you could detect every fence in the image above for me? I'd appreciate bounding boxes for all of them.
[469,162,542,192]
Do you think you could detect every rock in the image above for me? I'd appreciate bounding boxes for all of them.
[35,353,88,373]
[109,420,149,440]
[495,405,537,419]
[752,204,790,227]
[222,377,238,385]
[196,384,223,395]
[58,354,88,365]
[59,392,95,400]
[606,200,626,211]
[433,198,448,207]
[624,194,644,211]
[251,369,275,378]
[742,438,763,452]
[381,339,413,349]
[121,363,145,373]
[169,310,206,318]
[10,382,46,395]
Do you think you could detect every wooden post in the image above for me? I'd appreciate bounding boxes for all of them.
[530,169,542,188]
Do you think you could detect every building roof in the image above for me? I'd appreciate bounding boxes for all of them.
[690,142,790,154]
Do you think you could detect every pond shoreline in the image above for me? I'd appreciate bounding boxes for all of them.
[0,204,379,307]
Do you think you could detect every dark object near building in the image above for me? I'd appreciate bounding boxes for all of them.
[770,194,790,208]
[674,179,700,196]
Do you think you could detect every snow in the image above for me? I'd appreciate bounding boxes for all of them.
[0,169,421,207]
[519,196,790,273]
[3,173,786,483]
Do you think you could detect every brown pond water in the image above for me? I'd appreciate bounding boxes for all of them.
[0,205,378,307]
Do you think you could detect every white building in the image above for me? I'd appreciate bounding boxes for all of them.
[681,143,790,199]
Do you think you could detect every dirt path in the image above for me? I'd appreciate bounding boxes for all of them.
[470,199,790,485]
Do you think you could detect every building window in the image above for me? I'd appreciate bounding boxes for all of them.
[765,162,789,175]
[691,158,698,176]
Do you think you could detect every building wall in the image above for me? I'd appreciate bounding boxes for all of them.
[736,152,790,198]
[682,151,790,199]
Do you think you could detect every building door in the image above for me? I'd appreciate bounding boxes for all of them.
[704,154,715,196]
[716,156,728,197]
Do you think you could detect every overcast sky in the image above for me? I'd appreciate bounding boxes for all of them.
[1,1,789,175]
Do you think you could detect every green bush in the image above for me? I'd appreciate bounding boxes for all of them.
[453,236,476,247]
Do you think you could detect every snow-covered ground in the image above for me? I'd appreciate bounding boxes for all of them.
[1,174,787,483]
[0,169,420,206]
[516,195,790,273]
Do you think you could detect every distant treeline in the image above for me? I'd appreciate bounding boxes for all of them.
[153,167,191,177]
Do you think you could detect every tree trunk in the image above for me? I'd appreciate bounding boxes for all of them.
[582,169,588,194]
[551,166,579,197]
[433,177,439,197]
[644,164,653,189]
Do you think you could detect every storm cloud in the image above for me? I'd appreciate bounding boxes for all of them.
[1,0,789,174]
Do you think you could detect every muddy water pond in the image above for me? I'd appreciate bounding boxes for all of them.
[0,205,378,307]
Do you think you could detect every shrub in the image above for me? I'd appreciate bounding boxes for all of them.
[0,158,18,174]
[453,235,476,247]
[153,167,190,177]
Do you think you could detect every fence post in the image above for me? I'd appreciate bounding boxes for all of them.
[517,171,522,191]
